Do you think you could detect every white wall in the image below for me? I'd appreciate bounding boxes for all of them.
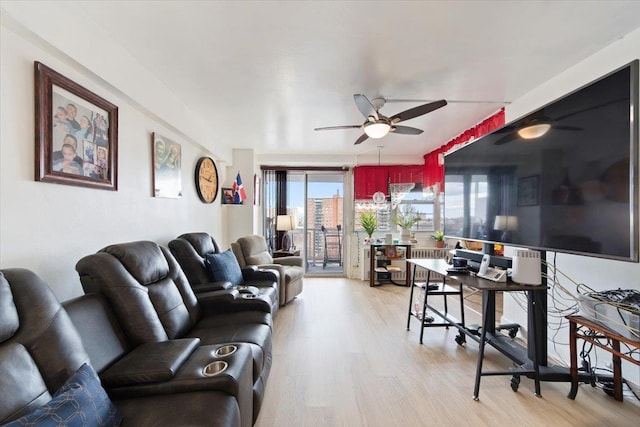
[223,149,258,247]
[502,27,640,384]
[0,15,235,302]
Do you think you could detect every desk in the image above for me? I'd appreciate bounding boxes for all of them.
[405,258,549,400]
[369,243,411,287]
[567,315,640,402]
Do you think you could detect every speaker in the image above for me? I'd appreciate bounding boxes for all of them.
[512,250,542,285]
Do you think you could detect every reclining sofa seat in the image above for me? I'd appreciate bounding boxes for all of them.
[0,268,242,427]
[75,241,273,421]
[232,235,304,306]
[169,232,279,315]
[63,292,254,427]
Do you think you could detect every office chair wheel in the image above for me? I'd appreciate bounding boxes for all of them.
[455,333,466,346]
[508,327,518,339]
[510,375,520,392]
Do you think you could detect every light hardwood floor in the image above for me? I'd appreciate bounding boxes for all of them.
[256,278,639,427]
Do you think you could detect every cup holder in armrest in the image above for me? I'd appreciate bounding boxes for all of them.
[214,344,237,358]
[203,360,228,377]
[236,285,259,295]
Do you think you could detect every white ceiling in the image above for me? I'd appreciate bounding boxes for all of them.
[76,1,640,166]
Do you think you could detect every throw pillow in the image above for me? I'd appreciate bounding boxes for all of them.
[4,363,122,427]
[205,249,243,286]
[0,272,19,342]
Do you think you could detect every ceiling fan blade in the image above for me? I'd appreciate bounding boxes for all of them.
[554,125,582,131]
[354,134,369,145]
[494,133,517,146]
[354,94,379,120]
[553,98,624,121]
[314,125,361,131]
[392,125,423,135]
[493,124,516,134]
[390,99,447,123]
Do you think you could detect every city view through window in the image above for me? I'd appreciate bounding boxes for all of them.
[263,171,346,274]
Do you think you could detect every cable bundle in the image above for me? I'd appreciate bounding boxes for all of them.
[578,288,640,315]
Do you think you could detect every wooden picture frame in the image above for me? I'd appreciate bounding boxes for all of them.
[35,61,118,190]
[152,133,182,198]
[385,245,398,259]
[221,188,235,204]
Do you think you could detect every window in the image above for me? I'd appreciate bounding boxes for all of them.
[444,174,488,239]
[354,183,443,234]
[354,200,390,232]
[394,187,440,232]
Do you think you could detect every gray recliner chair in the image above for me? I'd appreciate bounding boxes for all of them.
[232,235,303,306]
[169,232,280,316]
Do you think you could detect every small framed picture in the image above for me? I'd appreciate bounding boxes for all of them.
[35,61,118,190]
[517,175,539,206]
[385,245,397,259]
[221,188,235,204]
[152,133,182,198]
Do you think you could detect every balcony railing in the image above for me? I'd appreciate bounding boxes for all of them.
[289,227,343,270]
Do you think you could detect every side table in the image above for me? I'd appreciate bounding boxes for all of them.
[567,315,639,401]
[272,250,300,259]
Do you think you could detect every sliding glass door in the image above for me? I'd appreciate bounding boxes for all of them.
[263,169,345,275]
[305,172,344,274]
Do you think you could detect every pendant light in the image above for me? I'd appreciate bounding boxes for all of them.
[372,146,386,204]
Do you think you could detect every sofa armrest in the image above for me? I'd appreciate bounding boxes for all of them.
[101,338,200,387]
[196,289,271,314]
[273,256,304,267]
[256,264,285,283]
[191,280,232,294]
[243,267,278,284]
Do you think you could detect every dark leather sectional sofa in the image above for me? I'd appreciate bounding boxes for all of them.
[0,235,281,427]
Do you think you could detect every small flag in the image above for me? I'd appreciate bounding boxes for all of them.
[233,172,247,203]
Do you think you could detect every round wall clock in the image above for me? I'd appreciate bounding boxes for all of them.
[194,156,219,203]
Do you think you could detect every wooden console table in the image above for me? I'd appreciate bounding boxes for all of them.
[567,315,640,402]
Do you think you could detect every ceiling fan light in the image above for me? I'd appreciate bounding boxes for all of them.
[518,123,551,139]
[364,122,391,139]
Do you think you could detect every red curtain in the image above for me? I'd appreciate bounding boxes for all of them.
[388,165,423,185]
[353,166,389,200]
[353,164,424,200]
[423,109,505,192]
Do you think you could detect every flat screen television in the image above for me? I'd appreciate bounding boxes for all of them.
[443,60,639,262]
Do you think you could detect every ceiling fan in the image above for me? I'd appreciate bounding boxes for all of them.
[490,98,625,146]
[314,94,447,145]
[492,114,582,146]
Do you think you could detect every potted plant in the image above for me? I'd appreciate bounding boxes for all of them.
[393,204,419,241]
[359,211,377,243]
[432,230,446,248]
